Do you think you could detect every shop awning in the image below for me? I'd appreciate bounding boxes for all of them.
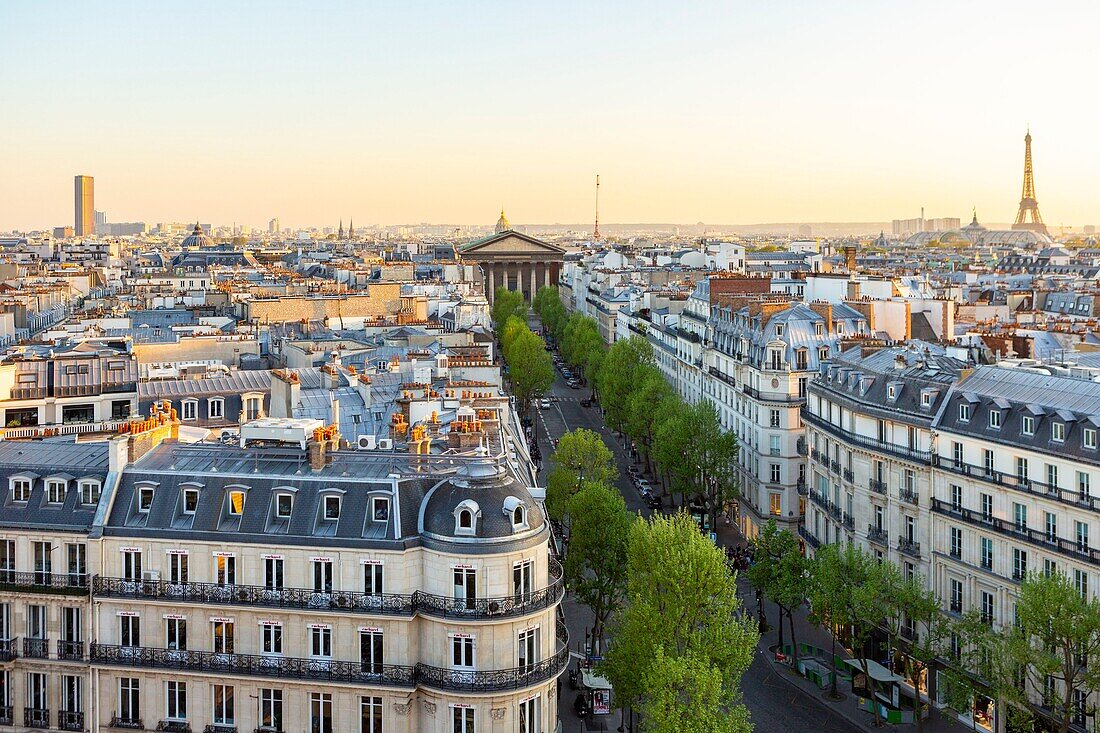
[844,658,904,683]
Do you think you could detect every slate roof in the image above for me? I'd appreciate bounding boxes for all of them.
[0,441,110,532]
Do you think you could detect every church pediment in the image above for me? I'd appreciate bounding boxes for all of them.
[458,231,565,257]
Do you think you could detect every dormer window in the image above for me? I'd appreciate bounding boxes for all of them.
[814,323,824,336]
[46,480,66,504]
[775,324,785,337]
[454,499,481,536]
[372,497,390,522]
[503,496,530,532]
[228,490,245,516]
[1022,416,1035,436]
[920,390,934,408]
[11,478,31,503]
[989,410,1002,429]
[138,486,155,513]
[275,493,293,519]
[959,403,971,422]
[181,399,198,421]
[818,346,829,362]
[324,496,341,521]
[1052,422,1065,443]
[183,489,199,515]
[79,480,100,505]
[887,385,897,401]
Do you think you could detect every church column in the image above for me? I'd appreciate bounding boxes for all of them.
[487,262,496,302]
[543,262,551,289]
[526,264,535,301]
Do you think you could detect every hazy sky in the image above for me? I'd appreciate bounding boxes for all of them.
[3,1,1099,231]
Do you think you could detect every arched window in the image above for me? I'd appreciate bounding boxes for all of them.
[459,510,473,529]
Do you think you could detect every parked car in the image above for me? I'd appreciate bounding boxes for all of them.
[636,479,652,494]
[568,380,581,389]
[645,494,662,510]
[539,398,551,409]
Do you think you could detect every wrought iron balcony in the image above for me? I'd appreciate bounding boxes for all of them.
[204,725,237,733]
[156,721,192,733]
[867,525,888,545]
[829,460,841,473]
[91,619,570,694]
[110,717,144,730]
[0,571,89,596]
[930,498,1100,566]
[24,708,49,729]
[802,409,932,464]
[842,512,854,530]
[91,644,417,688]
[23,637,49,659]
[796,439,807,457]
[935,457,1099,512]
[897,538,921,558]
[0,638,17,662]
[58,710,84,732]
[900,487,919,505]
[869,479,887,495]
[843,469,854,483]
[0,707,10,726]
[58,640,84,660]
[796,480,807,496]
[810,448,822,463]
[798,526,821,550]
[93,559,564,621]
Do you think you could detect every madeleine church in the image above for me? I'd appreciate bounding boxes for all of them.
[456,210,565,303]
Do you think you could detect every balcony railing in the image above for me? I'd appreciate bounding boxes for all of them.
[936,458,1100,512]
[110,717,144,730]
[2,420,130,440]
[0,638,17,662]
[91,620,569,693]
[930,499,1100,565]
[869,479,887,495]
[23,637,48,658]
[796,439,807,457]
[796,480,807,496]
[842,512,854,530]
[204,725,237,733]
[156,721,192,733]
[58,711,84,732]
[0,571,89,595]
[867,525,888,545]
[94,560,564,621]
[900,487,919,506]
[898,538,921,558]
[0,707,10,726]
[829,460,841,474]
[798,526,821,550]
[740,382,803,404]
[843,469,854,482]
[803,410,932,464]
[24,708,49,729]
[58,640,84,660]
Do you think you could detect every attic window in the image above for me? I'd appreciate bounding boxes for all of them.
[183,489,199,515]
[920,391,932,408]
[275,493,293,519]
[959,403,971,422]
[814,323,824,336]
[459,510,473,529]
[454,500,481,536]
[79,480,101,505]
[774,324,784,337]
[372,497,390,522]
[1022,416,1035,436]
[1052,422,1065,443]
[46,480,66,504]
[818,346,829,362]
[324,496,341,521]
[138,486,155,513]
[887,385,897,401]
[228,490,245,516]
[989,410,1002,429]
[11,478,31,503]
[513,506,527,530]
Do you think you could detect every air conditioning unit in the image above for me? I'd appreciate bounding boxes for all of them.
[142,570,160,582]
[357,435,377,451]
[377,438,393,451]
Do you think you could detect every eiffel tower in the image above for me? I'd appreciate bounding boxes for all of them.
[1012,129,1049,236]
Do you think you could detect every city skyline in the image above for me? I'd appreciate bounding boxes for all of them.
[4,2,1100,231]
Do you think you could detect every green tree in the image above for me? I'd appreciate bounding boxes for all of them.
[640,649,753,733]
[604,512,757,731]
[807,543,854,700]
[683,400,739,528]
[544,428,617,525]
[532,286,566,340]
[560,312,605,392]
[811,542,893,726]
[499,318,553,413]
[894,577,952,733]
[747,520,809,667]
[597,336,653,433]
[491,288,527,334]
[563,481,633,644]
[624,365,675,473]
[653,396,694,505]
[1000,572,1100,733]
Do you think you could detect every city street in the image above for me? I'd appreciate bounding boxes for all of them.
[534,369,860,733]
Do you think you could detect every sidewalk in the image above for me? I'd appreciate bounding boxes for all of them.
[708,511,970,733]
